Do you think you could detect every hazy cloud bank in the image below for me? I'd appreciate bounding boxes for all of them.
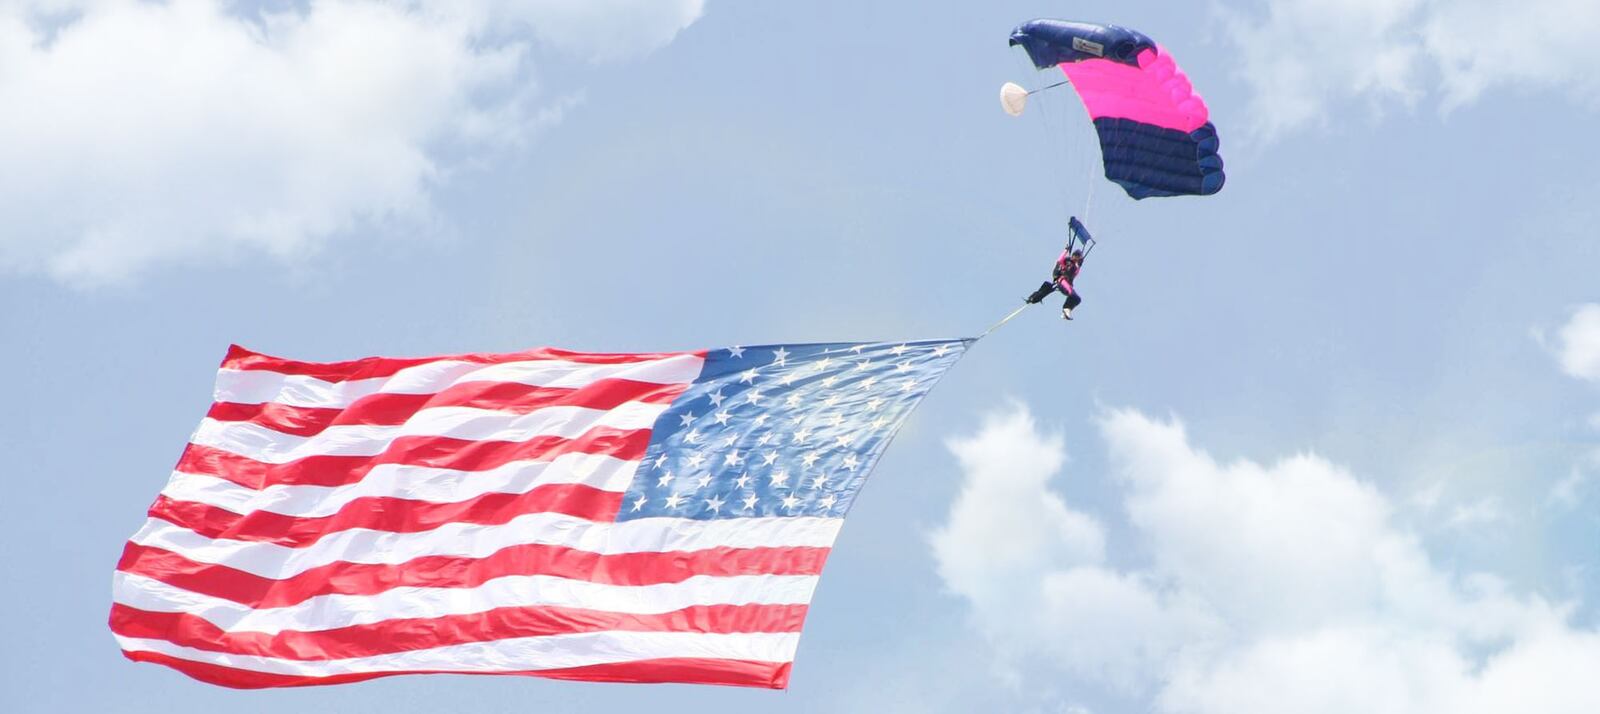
[0,0,704,287]
[1221,0,1600,138]
[933,402,1600,713]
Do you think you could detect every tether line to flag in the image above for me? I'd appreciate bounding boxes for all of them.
[977,304,1029,340]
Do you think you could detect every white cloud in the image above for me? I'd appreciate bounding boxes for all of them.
[933,402,1600,712]
[1554,304,1600,382]
[1222,0,1600,138]
[1445,497,1506,529]
[0,0,703,287]
[1548,468,1587,509]
[1538,306,1600,508]
[930,404,1219,690]
[480,0,705,62]
[1410,479,1445,513]
[931,403,1105,604]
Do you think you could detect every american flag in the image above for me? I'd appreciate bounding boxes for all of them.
[112,339,969,689]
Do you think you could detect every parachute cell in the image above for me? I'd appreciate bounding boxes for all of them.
[1009,20,1224,199]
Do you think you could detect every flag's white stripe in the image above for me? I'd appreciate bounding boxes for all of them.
[214,355,704,409]
[161,454,640,516]
[461,358,705,390]
[215,361,481,408]
[132,515,844,578]
[115,630,800,675]
[189,402,668,464]
[115,571,819,634]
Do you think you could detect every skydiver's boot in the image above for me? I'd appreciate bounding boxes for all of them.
[1026,282,1052,305]
[1061,307,1073,320]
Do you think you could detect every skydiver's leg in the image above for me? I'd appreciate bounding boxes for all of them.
[1059,284,1081,319]
[1026,282,1054,304]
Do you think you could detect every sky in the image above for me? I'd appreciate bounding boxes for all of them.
[3,0,1599,712]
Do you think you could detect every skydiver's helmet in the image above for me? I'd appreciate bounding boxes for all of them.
[1071,250,1084,261]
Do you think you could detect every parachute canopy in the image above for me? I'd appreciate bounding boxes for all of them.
[1009,20,1224,199]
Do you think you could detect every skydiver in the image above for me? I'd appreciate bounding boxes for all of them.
[1024,245,1085,319]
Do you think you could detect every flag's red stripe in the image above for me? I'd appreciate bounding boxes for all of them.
[148,484,623,548]
[112,602,807,661]
[122,650,790,689]
[205,402,350,438]
[174,427,652,489]
[118,542,832,607]
[221,344,703,382]
[533,657,791,689]
[206,379,687,437]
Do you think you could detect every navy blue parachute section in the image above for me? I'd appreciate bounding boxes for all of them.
[1009,20,1224,199]
[1093,119,1224,199]
[1009,21,1155,69]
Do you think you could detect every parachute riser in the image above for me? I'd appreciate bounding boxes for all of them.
[1067,216,1096,259]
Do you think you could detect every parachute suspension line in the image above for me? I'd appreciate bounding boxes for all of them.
[977,304,1029,341]
[1083,159,1096,222]
[1039,80,1076,220]
[1070,82,1094,224]
[1083,102,1097,222]
[1081,100,1094,222]
[1017,49,1074,221]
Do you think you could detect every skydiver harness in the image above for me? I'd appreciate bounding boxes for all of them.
[1053,256,1079,289]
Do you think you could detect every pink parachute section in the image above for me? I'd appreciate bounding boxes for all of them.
[1057,46,1209,133]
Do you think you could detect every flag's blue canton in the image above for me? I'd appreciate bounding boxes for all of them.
[619,339,970,522]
